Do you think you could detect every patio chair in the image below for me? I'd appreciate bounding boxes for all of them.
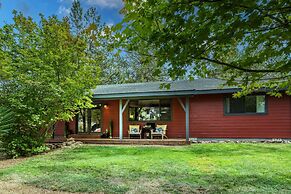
[128,125,142,139]
[151,124,168,140]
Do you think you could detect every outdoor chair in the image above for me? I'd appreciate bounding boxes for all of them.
[128,125,142,139]
[151,124,168,140]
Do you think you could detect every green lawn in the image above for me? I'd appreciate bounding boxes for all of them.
[0,143,291,193]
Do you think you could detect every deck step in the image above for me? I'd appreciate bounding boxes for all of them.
[46,137,189,145]
[74,138,189,145]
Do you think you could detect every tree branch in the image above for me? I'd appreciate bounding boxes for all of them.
[199,57,279,73]
[243,25,282,34]
[182,1,289,27]
[229,3,288,27]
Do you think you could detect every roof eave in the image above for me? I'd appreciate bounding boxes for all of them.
[92,88,239,100]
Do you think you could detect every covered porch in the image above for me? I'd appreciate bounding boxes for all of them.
[116,97,190,142]
[71,96,191,143]
[88,81,194,142]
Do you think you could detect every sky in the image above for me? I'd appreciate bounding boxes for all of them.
[0,0,123,26]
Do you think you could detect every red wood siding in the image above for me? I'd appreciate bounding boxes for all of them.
[189,94,291,138]
[54,94,291,139]
[54,118,76,137]
[54,121,65,136]
[68,117,76,134]
[102,100,119,137]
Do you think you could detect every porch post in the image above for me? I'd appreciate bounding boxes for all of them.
[119,98,123,140]
[185,97,190,142]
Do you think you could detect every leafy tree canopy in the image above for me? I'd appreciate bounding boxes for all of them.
[118,0,291,96]
[0,11,100,132]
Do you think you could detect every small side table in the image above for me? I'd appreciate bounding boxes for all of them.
[142,127,152,139]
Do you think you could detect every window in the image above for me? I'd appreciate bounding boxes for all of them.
[77,107,102,133]
[225,95,266,114]
[77,109,87,133]
[129,99,171,121]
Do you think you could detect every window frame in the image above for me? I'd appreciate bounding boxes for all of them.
[128,99,172,122]
[223,94,268,116]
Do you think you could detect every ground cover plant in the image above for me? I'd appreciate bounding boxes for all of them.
[0,143,290,193]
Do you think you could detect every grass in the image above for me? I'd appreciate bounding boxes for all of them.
[0,143,290,193]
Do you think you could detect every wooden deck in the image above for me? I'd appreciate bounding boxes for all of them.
[47,135,189,146]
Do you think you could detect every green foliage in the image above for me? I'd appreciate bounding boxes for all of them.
[0,6,104,156]
[0,107,15,153]
[69,0,170,84]
[0,11,101,135]
[0,107,48,158]
[0,144,290,193]
[120,0,291,96]
[5,134,49,158]
[102,51,171,84]
[0,107,14,139]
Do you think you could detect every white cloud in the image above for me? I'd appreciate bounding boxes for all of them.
[57,0,123,13]
[85,0,122,9]
[58,0,73,3]
[58,6,71,15]
[106,22,114,27]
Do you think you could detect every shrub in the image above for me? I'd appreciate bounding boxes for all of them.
[5,131,49,158]
[0,107,49,158]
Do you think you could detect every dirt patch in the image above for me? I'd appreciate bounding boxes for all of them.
[0,147,70,170]
[0,158,29,169]
[161,182,209,194]
[0,157,100,194]
[0,181,87,194]
[126,178,166,194]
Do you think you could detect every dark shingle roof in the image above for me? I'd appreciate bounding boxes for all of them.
[92,79,238,99]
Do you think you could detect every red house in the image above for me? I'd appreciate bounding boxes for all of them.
[54,79,291,142]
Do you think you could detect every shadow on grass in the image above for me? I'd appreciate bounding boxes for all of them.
[163,172,291,193]
[187,143,291,157]
[24,168,291,193]
[29,172,129,193]
[47,146,168,162]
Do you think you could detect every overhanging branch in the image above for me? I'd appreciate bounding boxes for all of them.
[200,57,279,73]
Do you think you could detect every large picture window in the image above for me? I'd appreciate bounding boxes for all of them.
[225,95,266,115]
[129,99,171,121]
[77,107,102,133]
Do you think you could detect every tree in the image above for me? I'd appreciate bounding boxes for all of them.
[69,0,114,84]
[69,0,170,85]
[115,51,170,83]
[0,11,100,140]
[118,0,291,96]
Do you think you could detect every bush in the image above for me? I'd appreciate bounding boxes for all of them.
[0,107,48,158]
[5,132,49,158]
